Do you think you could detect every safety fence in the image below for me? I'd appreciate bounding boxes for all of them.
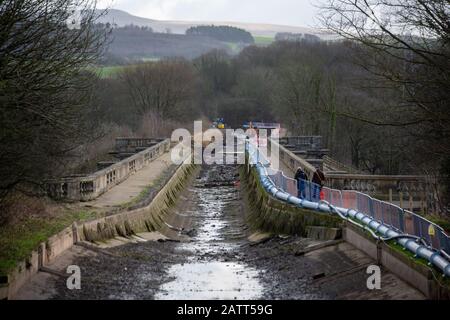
[251,142,450,253]
[265,167,323,206]
[321,187,450,253]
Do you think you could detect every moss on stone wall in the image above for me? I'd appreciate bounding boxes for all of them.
[82,164,198,243]
[239,165,342,236]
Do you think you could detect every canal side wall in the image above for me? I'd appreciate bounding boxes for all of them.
[240,164,450,299]
[1,163,197,300]
[80,163,197,242]
[239,165,342,236]
[344,223,450,299]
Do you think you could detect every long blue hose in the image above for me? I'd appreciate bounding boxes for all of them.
[246,142,450,277]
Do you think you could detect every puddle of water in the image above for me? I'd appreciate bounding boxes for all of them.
[175,186,236,255]
[153,166,265,300]
[154,261,263,300]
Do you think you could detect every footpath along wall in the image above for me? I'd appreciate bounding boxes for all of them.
[47,139,171,201]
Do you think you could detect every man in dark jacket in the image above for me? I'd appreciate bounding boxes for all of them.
[294,167,307,199]
[312,169,325,201]
[312,169,325,186]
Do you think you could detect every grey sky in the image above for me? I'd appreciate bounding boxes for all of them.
[98,0,321,28]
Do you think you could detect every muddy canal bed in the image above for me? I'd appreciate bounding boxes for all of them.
[50,165,423,300]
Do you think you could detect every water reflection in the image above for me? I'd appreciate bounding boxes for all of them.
[155,168,264,300]
[155,261,263,300]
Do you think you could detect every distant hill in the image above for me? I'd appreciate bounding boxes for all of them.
[95,9,333,39]
[95,9,337,62]
[96,8,158,26]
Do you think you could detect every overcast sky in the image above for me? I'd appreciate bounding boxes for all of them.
[98,0,321,27]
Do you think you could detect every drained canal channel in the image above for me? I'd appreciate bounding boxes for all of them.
[17,164,424,300]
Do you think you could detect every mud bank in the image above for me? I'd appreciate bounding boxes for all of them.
[241,162,449,299]
[80,163,198,243]
[50,165,264,299]
[2,161,197,300]
[34,164,423,300]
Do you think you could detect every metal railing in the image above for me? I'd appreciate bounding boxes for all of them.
[254,141,450,253]
[246,140,450,276]
[322,187,450,253]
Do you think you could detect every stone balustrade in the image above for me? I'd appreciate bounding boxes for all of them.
[279,136,323,149]
[322,155,361,174]
[272,138,430,210]
[114,137,166,153]
[270,138,317,178]
[325,173,428,196]
[46,138,171,201]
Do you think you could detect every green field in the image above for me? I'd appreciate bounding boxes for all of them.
[254,36,275,46]
[94,65,128,78]
[92,59,160,79]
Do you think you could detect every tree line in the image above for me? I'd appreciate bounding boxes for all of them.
[186,25,255,44]
[1,0,449,222]
[97,41,432,177]
[0,0,108,222]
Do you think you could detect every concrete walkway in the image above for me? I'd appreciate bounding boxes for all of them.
[84,150,174,209]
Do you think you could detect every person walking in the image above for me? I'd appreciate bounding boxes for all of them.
[312,169,325,201]
[294,167,307,199]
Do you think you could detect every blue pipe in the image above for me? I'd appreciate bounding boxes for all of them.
[247,143,450,277]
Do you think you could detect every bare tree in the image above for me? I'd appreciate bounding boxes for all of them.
[272,62,323,135]
[319,0,450,133]
[121,59,196,120]
[319,0,450,212]
[0,0,109,207]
